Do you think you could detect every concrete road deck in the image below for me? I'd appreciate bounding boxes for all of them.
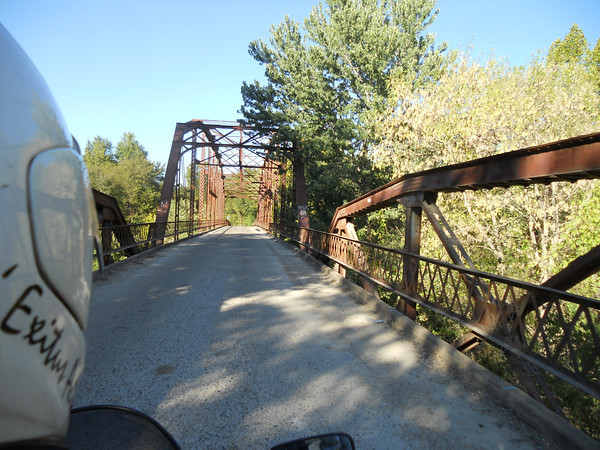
[74,226,595,449]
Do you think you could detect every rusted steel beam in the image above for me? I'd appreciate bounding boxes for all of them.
[398,204,420,320]
[93,189,139,264]
[181,142,271,150]
[155,122,187,245]
[517,244,600,313]
[196,162,267,169]
[199,146,205,223]
[543,244,600,291]
[256,158,280,227]
[199,124,227,177]
[93,189,128,227]
[331,132,600,224]
[294,157,310,228]
[188,119,277,133]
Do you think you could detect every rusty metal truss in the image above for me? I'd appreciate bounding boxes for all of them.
[330,132,600,222]
[310,132,600,417]
[273,222,600,409]
[154,120,284,242]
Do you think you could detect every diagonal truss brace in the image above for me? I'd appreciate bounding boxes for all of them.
[421,195,567,414]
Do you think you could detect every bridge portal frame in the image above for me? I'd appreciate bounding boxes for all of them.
[154,120,287,244]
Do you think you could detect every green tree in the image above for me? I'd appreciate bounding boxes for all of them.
[548,24,600,91]
[240,0,447,228]
[115,131,148,161]
[225,197,258,226]
[587,37,600,92]
[84,136,115,166]
[84,133,164,223]
[547,24,588,65]
[83,137,118,201]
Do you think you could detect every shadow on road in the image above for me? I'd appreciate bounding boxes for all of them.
[76,227,582,449]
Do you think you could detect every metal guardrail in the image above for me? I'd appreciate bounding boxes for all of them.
[97,220,228,266]
[269,223,600,403]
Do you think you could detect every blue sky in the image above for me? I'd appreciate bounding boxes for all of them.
[2,0,599,164]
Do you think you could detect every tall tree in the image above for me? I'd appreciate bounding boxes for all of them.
[84,136,115,166]
[240,0,447,228]
[115,131,148,161]
[83,137,117,201]
[84,133,164,222]
[548,23,600,92]
[547,24,588,65]
[589,38,600,91]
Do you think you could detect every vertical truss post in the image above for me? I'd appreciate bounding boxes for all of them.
[265,163,272,226]
[155,123,186,245]
[257,164,266,227]
[344,221,380,299]
[270,162,277,224]
[198,146,206,225]
[212,152,216,223]
[293,156,310,250]
[208,153,215,223]
[190,146,196,234]
[276,163,287,227]
[218,168,225,222]
[273,164,281,226]
[331,218,348,278]
[268,162,277,225]
[398,194,423,320]
[174,155,182,240]
[206,155,211,223]
[239,128,244,197]
[264,165,271,225]
[257,160,277,228]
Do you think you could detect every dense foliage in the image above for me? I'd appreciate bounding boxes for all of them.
[83,132,164,223]
[225,197,258,226]
[372,30,600,290]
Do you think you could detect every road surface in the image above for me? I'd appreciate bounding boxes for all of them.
[74,226,594,449]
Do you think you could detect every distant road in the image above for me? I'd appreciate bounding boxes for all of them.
[74,226,594,449]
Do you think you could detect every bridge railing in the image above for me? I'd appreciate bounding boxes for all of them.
[96,220,228,267]
[269,223,600,406]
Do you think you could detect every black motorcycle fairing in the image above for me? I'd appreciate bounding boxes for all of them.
[64,405,180,450]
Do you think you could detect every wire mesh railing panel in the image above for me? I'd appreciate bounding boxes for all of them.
[97,220,228,264]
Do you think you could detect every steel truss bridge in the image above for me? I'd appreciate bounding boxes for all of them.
[97,123,600,435]
[153,120,287,241]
